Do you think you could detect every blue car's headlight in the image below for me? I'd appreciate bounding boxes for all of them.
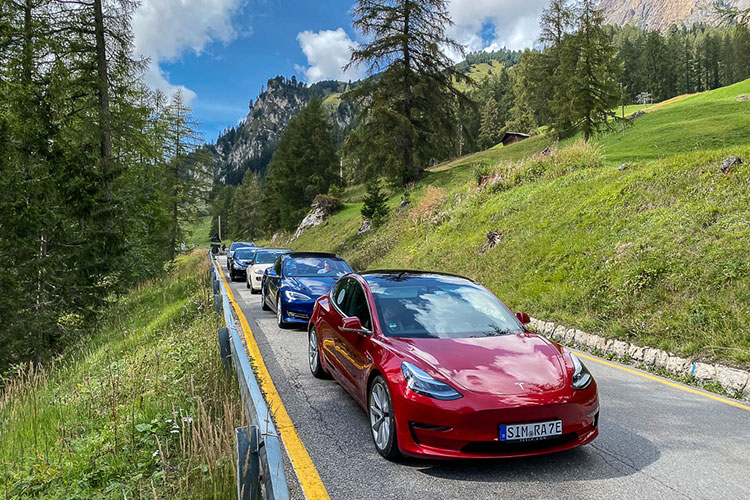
[570,353,592,390]
[284,290,311,301]
[401,362,462,400]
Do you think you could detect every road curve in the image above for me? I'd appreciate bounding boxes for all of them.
[220,258,750,500]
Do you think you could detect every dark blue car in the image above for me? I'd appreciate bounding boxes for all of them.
[229,247,260,281]
[262,252,353,328]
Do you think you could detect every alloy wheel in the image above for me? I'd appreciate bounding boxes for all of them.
[368,377,398,459]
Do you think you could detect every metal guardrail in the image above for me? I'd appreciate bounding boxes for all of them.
[209,253,290,500]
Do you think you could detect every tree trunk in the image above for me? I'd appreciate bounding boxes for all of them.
[402,0,413,185]
[93,0,112,188]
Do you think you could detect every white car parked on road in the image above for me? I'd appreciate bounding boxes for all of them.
[246,248,291,292]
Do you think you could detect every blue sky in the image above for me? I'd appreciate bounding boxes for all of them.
[132,0,549,142]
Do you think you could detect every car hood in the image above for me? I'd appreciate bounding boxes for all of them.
[393,334,566,396]
[287,277,338,298]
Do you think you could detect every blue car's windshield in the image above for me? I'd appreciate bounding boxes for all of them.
[234,248,256,260]
[255,250,289,264]
[284,257,351,277]
[365,274,523,339]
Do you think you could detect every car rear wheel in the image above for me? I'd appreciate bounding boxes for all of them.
[308,326,330,379]
[276,296,289,329]
[369,375,399,460]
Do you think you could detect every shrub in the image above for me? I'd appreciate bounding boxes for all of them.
[553,140,604,174]
[472,163,494,185]
[361,179,389,227]
[312,194,342,215]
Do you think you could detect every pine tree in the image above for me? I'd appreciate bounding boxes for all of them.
[568,0,622,142]
[164,90,212,261]
[478,97,503,148]
[539,0,577,136]
[361,179,389,227]
[344,0,470,185]
[265,96,340,230]
[228,172,263,240]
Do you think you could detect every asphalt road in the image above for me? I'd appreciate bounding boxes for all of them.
[219,257,750,500]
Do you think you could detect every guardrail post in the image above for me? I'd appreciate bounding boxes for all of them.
[212,275,220,294]
[214,293,222,314]
[218,327,232,373]
[235,426,261,500]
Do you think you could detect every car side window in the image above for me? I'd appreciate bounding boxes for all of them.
[344,281,372,330]
[332,279,348,310]
[273,257,282,275]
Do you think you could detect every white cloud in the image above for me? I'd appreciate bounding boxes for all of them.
[446,0,548,57]
[296,28,366,83]
[132,0,247,101]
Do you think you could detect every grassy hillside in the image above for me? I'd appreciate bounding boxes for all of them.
[0,253,240,498]
[288,80,750,368]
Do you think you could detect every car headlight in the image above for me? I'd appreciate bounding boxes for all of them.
[401,362,462,400]
[255,269,264,275]
[284,290,311,301]
[570,353,592,390]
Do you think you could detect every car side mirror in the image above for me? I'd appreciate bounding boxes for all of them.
[266,269,277,278]
[341,316,371,335]
[516,312,530,325]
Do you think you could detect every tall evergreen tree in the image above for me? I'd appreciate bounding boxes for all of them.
[228,172,263,240]
[265,96,340,230]
[568,0,622,142]
[478,97,503,149]
[344,0,470,185]
[164,90,211,261]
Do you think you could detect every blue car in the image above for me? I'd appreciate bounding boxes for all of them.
[262,252,353,328]
[227,241,254,271]
[229,247,260,281]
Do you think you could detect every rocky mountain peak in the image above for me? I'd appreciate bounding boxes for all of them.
[599,0,750,32]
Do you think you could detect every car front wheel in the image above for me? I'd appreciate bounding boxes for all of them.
[276,296,289,329]
[308,326,330,379]
[261,286,270,311]
[369,375,399,460]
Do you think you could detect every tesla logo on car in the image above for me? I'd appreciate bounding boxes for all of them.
[515,382,525,390]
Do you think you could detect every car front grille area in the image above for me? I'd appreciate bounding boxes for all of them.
[460,432,578,454]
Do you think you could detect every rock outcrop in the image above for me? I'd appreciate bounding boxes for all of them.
[598,0,750,32]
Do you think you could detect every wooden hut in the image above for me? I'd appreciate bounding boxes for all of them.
[500,132,530,147]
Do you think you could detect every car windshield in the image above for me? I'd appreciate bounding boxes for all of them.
[234,248,255,260]
[230,242,252,251]
[284,257,351,277]
[365,274,524,339]
[254,250,289,264]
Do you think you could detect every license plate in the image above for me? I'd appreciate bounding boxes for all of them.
[500,420,562,442]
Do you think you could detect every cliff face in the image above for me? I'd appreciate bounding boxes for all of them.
[599,0,750,31]
[211,76,355,185]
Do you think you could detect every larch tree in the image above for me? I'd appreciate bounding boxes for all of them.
[568,0,622,142]
[344,0,470,185]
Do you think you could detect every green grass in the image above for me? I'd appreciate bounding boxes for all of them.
[0,252,240,498]
[290,79,750,368]
[453,61,505,93]
[186,215,213,249]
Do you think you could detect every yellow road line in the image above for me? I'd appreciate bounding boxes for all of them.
[218,264,330,500]
[573,351,750,412]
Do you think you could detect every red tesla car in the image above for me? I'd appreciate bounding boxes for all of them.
[308,271,599,460]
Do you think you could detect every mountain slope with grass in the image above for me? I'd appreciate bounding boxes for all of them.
[286,79,750,368]
[0,252,240,498]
